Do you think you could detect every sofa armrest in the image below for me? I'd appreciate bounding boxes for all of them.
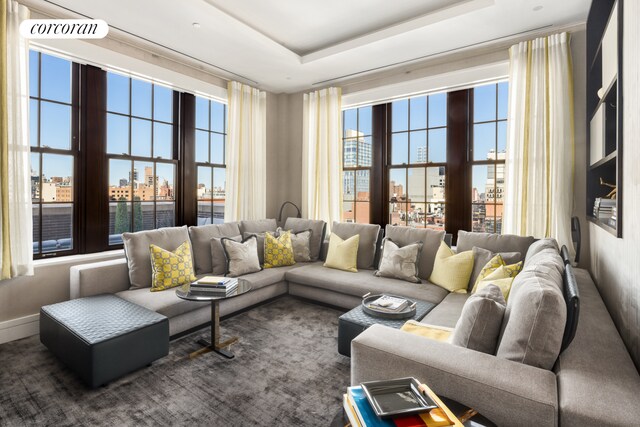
[70,259,130,299]
[352,324,558,427]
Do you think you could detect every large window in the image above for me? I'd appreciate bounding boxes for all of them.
[195,96,227,225]
[471,82,508,233]
[29,51,77,256]
[342,106,372,223]
[106,72,177,245]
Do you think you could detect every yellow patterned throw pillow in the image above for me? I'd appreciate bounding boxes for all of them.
[149,240,197,292]
[474,266,516,300]
[472,254,523,293]
[429,241,474,293]
[263,230,296,268]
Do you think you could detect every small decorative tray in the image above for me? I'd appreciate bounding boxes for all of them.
[361,377,438,418]
[362,293,417,319]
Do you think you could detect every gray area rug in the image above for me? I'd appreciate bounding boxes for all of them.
[0,297,350,426]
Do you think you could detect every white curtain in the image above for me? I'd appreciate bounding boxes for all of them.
[302,87,342,231]
[1,0,33,279]
[503,32,574,256]
[224,81,266,221]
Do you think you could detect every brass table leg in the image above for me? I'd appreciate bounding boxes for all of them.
[190,300,238,359]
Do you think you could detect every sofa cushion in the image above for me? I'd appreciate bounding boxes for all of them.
[469,247,521,291]
[385,225,444,280]
[188,222,241,275]
[122,226,191,290]
[211,235,241,275]
[374,238,422,283]
[239,219,278,234]
[332,222,381,270]
[451,284,506,354]
[429,241,474,293]
[456,231,535,264]
[496,250,566,370]
[324,233,359,272]
[285,262,449,305]
[420,292,469,329]
[283,218,326,262]
[116,287,203,319]
[524,238,559,266]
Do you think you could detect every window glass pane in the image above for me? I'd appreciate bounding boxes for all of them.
[409,97,427,130]
[359,106,372,135]
[156,163,175,201]
[107,73,129,114]
[407,168,425,202]
[133,201,154,232]
[358,136,372,167]
[389,169,406,202]
[40,101,71,150]
[408,203,425,228]
[356,170,370,201]
[497,121,507,153]
[134,161,155,201]
[343,138,357,167]
[131,79,152,119]
[343,171,354,201]
[425,203,445,230]
[495,162,505,205]
[131,118,152,158]
[391,133,408,165]
[497,82,509,120]
[30,99,38,146]
[211,101,225,133]
[197,201,213,226]
[428,128,447,163]
[110,201,131,240]
[389,202,407,226]
[427,167,446,203]
[153,85,173,122]
[211,133,224,165]
[107,113,129,155]
[29,50,39,97]
[472,164,493,203]
[343,201,354,223]
[153,122,172,159]
[41,53,71,103]
[195,130,209,163]
[42,154,73,202]
[343,109,357,137]
[109,159,133,201]
[156,202,175,228]
[473,123,496,161]
[213,167,226,223]
[355,202,370,224]
[32,205,40,253]
[197,167,212,200]
[31,153,40,202]
[392,99,408,132]
[428,93,447,128]
[41,204,73,252]
[195,97,209,130]
[472,203,487,233]
[474,84,497,122]
[409,130,427,164]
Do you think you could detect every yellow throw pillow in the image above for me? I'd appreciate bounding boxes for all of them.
[324,233,359,272]
[149,240,197,292]
[429,241,474,293]
[400,320,452,342]
[474,265,516,300]
[264,230,296,268]
[472,254,523,292]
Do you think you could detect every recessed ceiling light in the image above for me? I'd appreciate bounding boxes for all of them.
[533,5,543,11]
[192,22,201,29]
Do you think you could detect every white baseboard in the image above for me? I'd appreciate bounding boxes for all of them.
[0,313,39,345]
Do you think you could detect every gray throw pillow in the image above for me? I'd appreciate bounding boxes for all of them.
[243,232,267,265]
[385,225,445,280]
[211,235,241,275]
[283,218,326,262]
[276,227,312,262]
[469,247,522,291]
[374,238,423,283]
[450,284,506,354]
[221,235,261,277]
[188,222,241,275]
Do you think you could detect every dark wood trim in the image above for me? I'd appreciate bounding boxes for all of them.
[370,104,386,226]
[179,92,197,227]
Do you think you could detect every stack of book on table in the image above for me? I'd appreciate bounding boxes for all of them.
[190,276,238,294]
[366,295,409,313]
[343,381,462,427]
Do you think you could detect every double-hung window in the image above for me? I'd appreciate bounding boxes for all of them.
[342,106,372,223]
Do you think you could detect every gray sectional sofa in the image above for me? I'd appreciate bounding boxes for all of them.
[69,219,640,426]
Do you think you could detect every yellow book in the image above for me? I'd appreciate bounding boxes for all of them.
[343,393,363,427]
[418,384,464,427]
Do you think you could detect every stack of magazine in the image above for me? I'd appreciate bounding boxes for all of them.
[190,276,238,294]
[593,198,616,222]
[367,295,409,313]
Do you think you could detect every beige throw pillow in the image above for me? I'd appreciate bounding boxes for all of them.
[324,233,359,272]
[221,235,261,277]
[429,241,474,293]
[374,238,423,283]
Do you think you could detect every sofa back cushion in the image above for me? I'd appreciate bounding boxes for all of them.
[496,250,566,370]
[188,222,241,275]
[123,226,191,289]
[524,238,559,268]
[331,222,381,270]
[283,218,326,262]
[385,225,444,280]
[239,219,278,234]
[456,231,535,264]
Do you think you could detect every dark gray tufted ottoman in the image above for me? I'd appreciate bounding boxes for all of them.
[40,294,169,388]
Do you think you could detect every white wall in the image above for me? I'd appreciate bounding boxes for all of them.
[588,3,640,369]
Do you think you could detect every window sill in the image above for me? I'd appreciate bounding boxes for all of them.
[33,249,124,268]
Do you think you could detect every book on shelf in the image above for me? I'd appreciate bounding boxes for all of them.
[367,295,409,313]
